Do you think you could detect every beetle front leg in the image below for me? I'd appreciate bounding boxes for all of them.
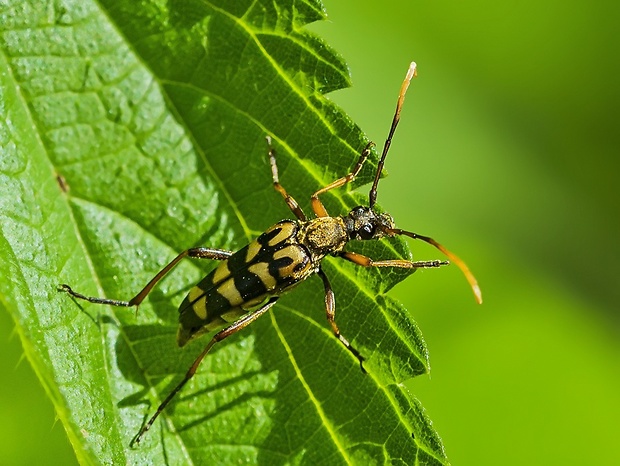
[266,136,307,221]
[310,142,374,218]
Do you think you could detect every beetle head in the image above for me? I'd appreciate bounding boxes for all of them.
[345,206,395,241]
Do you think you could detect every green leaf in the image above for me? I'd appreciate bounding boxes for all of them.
[0,1,448,464]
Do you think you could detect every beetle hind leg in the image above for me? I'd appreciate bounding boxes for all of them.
[132,296,279,445]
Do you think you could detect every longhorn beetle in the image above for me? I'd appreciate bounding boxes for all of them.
[60,62,482,445]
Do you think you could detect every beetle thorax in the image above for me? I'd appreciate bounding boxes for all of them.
[297,216,349,260]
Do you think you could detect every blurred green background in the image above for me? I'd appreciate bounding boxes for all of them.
[2,0,618,464]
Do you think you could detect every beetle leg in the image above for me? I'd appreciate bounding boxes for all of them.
[266,136,307,221]
[59,247,233,308]
[132,296,279,445]
[340,251,448,270]
[310,142,374,217]
[317,268,366,373]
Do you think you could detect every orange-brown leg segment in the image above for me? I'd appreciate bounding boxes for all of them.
[340,251,449,270]
[266,136,307,221]
[317,268,366,373]
[310,142,374,217]
[59,247,233,308]
[132,296,279,445]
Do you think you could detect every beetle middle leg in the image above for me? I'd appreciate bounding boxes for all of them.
[339,251,449,270]
[132,296,279,445]
[317,268,366,373]
[60,247,233,308]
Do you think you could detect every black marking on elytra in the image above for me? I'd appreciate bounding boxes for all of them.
[269,254,293,279]
[234,268,268,302]
[226,244,254,276]
[258,226,282,246]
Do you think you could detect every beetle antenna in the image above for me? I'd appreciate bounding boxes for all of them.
[389,228,483,304]
[369,61,417,208]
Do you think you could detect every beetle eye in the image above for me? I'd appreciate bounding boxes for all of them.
[359,223,375,240]
[350,206,366,217]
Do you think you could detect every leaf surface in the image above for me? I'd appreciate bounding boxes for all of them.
[0,1,448,464]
